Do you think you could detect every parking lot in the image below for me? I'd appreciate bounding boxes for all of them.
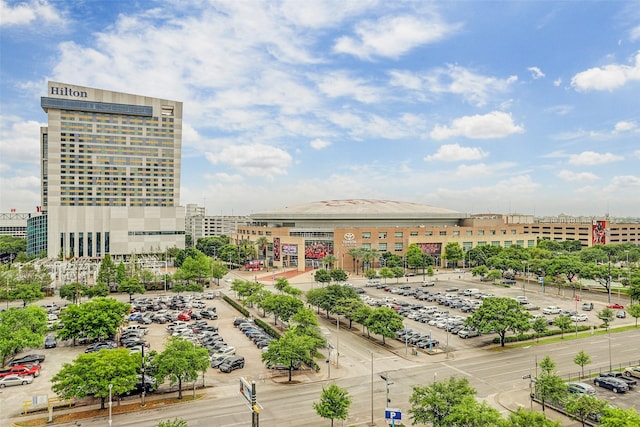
[1,288,276,423]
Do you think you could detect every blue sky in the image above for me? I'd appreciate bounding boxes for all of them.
[1,0,639,217]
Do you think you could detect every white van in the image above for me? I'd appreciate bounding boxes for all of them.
[462,288,480,296]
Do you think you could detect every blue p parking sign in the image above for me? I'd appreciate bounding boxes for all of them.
[385,408,402,420]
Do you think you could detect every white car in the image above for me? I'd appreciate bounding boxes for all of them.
[542,306,562,315]
[570,314,588,322]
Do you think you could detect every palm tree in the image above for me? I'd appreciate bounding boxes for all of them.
[321,254,337,271]
[361,248,379,272]
[347,248,362,275]
[255,236,269,270]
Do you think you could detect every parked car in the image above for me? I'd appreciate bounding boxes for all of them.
[211,355,234,369]
[542,306,562,315]
[565,382,596,396]
[0,364,41,378]
[606,303,624,309]
[421,281,435,287]
[44,336,57,349]
[599,372,637,388]
[0,374,34,388]
[458,329,480,339]
[570,314,588,322]
[616,310,626,318]
[9,354,45,366]
[593,376,629,393]
[515,296,528,304]
[624,366,640,379]
[85,341,117,353]
[219,356,245,373]
[581,302,594,311]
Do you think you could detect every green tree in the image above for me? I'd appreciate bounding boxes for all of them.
[443,242,464,268]
[364,268,378,280]
[97,254,118,291]
[365,306,404,345]
[597,307,615,328]
[262,331,315,381]
[209,259,228,286]
[274,277,290,293]
[471,265,489,279]
[406,244,428,271]
[535,356,567,412]
[320,254,337,271]
[231,279,263,300]
[313,383,351,427]
[503,408,562,426]
[10,282,45,307]
[51,349,138,409]
[329,268,348,283]
[627,303,640,327]
[446,395,502,426]
[255,236,269,267]
[553,315,573,339]
[532,317,548,343]
[565,394,606,427]
[409,377,476,427]
[156,337,209,399]
[573,350,591,379]
[599,406,640,427]
[391,266,404,283]
[314,269,332,286]
[86,283,110,298]
[57,298,130,344]
[465,297,531,347]
[261,294,304,326]
[379,267,394,283]
[59,283,87,304]
[118,277,146,303]
[486,269,503,282]
[157,419,188,427]
[0,306,48,366]
[0,235,26,261]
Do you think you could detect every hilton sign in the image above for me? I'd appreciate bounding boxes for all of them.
[50,86,88,98]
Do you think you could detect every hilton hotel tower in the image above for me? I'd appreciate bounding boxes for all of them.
[30,82,186,258]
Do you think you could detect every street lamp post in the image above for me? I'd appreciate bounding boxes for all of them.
[522,261,527,296]
[369,351,375,426]
[336,315,340,368]
[108,383,113,427]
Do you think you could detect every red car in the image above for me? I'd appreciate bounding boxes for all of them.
[607,303,624,309]
[177,311,191,321]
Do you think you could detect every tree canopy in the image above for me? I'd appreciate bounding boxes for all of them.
[313,383,351,427]
[0,306,48,366]
[465,297,531,346]
[155,337,209,399]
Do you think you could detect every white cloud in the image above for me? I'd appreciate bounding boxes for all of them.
[613,120,637,133]
[388,70,423,90]
[0,0,64,26]
[316,71,381,103]
[424,144,488,162]
[528,66,545,79]
[334,14,459,60]
[630,25,640,42]
[424,65,517,107]
[634,150,640,159]
[568,151,623,166]
[205,144,293,177]
[310,139,331,150]
[0,116,43,165]
[556,170,599,182]
[430,111,524,140]
[553,78,562,87]
[545,105,573,116]
[571,51,640,91]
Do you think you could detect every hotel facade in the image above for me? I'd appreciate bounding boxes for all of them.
[28,82,185,258]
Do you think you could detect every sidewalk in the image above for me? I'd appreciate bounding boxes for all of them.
[494,387,582,426]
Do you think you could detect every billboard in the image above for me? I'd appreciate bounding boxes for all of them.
[417,242,442,255]
[282,244,298,255]
[273,237,281,262]
[304,240,333,259]
[592,220,606,245]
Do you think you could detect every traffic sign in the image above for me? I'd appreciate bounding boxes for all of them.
[385,408,402,420]
[239,377,253,403]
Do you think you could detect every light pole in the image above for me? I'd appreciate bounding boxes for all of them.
[522,261,527,296]
[369,351,374,426]
[108,383,113,427]
[336,315,340,368]
[380,373,393,406]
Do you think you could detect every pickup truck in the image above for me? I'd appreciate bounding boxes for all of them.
[0,364,41,378]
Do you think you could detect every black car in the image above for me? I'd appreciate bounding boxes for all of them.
[9,354,46,366]
[599,372,637,388]
[594,376,629,393]
[44,336,57,349]
[85,341,117,353]
[219,356,245,373]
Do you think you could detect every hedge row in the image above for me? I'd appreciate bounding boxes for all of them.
[492,325,593,344]
[222,295,282,339]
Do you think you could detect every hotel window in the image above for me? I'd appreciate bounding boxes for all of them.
[379,243,387,251]
[394,243,403,251]
[489,230,496,235]
[463,242,473,251]
[96,232,101,256]
[477,241,487,246]
[500,230,507,235]
[477,230,485,236]
[511,229,517,235]
[69,233,75,257]
[394,231,403,238]
[491,241,500,246]
[516,240,524,247]
[362,243,371,250]
[362,232,371,239]
[466,230,472,236]
[410,231,418,236]
[527,240,535,248]
[87,232,93,257]
[378,232,387,239]
[453,230,460,236]
[425,231,433,236]
[439,231,447,236]
[504,241,512,247]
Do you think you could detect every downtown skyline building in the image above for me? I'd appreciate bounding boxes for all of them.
[28,82,185,258]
